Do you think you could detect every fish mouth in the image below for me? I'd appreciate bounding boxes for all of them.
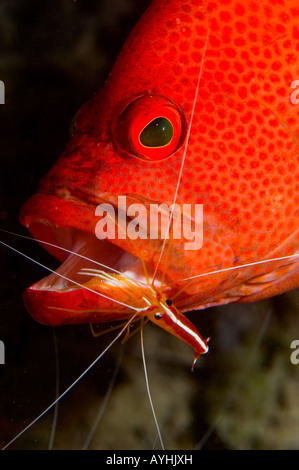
[20,191,166,326]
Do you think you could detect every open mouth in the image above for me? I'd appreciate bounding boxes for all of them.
[19,192,163,326]
[32,227,145,292]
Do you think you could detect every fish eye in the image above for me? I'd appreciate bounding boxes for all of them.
[139,117,173,148]
[165,298,172,306]
[112,93,187,161]
[154,312,162,320]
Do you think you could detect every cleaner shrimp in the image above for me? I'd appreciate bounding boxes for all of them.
[1,0,299,451]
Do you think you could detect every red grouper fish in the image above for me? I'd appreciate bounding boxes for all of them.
[20,0,299,368]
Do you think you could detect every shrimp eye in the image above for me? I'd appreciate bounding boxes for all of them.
[112,93,187,161]
[154,313,162,320]
[165,298,172,306]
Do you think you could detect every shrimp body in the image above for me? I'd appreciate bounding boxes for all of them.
[143,293,210,369]
[81,270,209,368]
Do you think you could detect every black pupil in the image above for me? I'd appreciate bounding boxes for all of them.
[155,313,162,320]
[139,117,173,148]
[165,299,172,306]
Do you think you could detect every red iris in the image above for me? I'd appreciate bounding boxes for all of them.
[112,93,187,161]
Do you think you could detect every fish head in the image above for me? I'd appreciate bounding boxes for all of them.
[20,0,299,326]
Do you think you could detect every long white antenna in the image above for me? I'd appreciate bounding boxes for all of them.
[140,323,165,450]
[0,239,140,311]
[2,313,138,450]
[81,345,124,450]
[151,17,212,283]
[48,328,59,450]
[0,228,149,287]
[175,253,299,285]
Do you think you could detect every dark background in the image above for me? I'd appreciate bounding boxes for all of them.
[0,0,299,450]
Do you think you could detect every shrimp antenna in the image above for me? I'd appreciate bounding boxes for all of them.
[140,319,165,450]
[0,228,147,287]
[81,345,124,450]
[48,328,59,450]
[1,312,139,450]
[151,15,212,284]
[0,239,140,311]
[174,253,299,287]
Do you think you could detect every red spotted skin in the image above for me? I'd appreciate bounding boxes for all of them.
[20,0,299,326]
